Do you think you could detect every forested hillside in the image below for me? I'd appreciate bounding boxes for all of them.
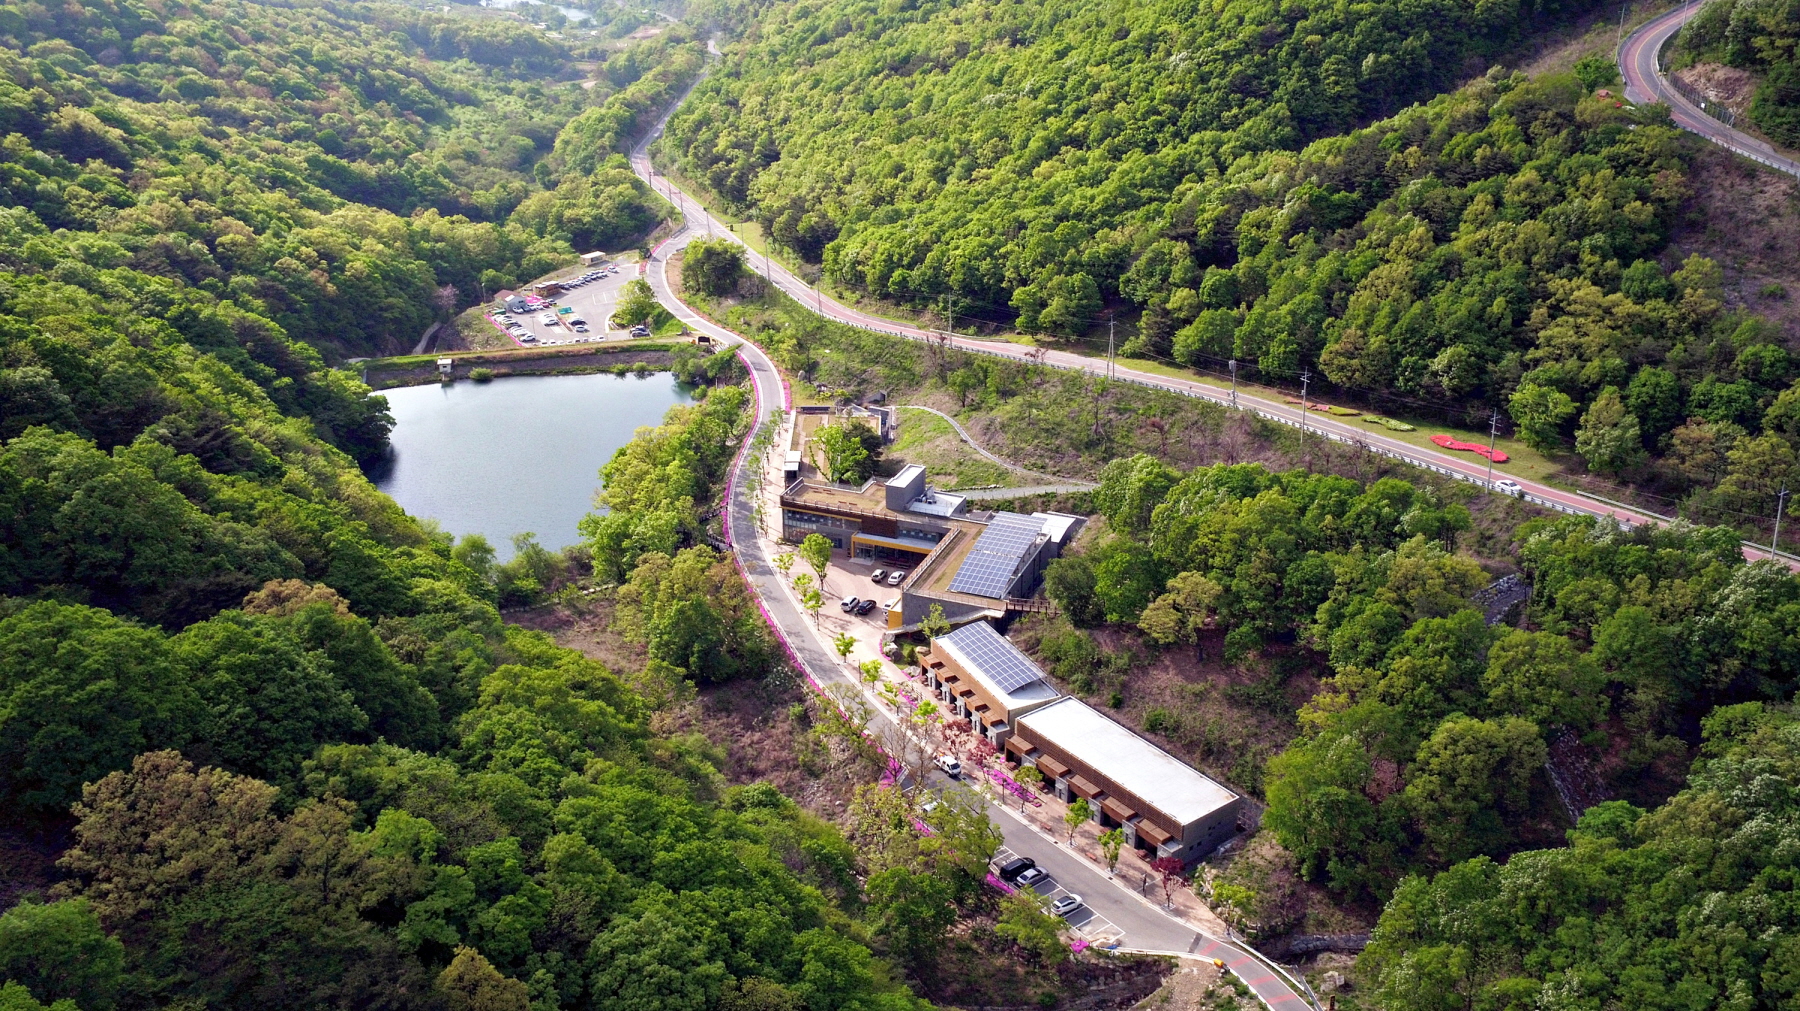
[1677,0,1800,147]
[663,0,1800,497]
[0,0,688,359]
[0,5,975,1008]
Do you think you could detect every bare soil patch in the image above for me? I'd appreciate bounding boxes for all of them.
[1010,616,1312,803]
[1668,142,1800,344]
[920,924,1171,1011]
[507,598,875,819]
[1676,62,1758,114]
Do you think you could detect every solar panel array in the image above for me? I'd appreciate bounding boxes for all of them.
[940,620,1047,694]
[949,512,1044,599]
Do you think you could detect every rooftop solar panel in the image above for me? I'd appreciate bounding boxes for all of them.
[938,620,1047,693]
[949,512,1045,599]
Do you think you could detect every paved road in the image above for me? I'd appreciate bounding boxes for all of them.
[630,67,1800,567]
[1619,4,1800,180]
[627,92,1317,1011]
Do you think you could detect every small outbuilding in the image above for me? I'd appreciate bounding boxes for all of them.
[436,357,454,377]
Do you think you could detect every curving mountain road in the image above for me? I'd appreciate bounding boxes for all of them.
[628,95,1794,559]
[1619,4,1800,180]
[628,84,1320,1011]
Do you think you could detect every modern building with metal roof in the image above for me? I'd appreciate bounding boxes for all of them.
[921,620,1061,744]
[777,446,1082,628]
[1012,697,1242,865]
[948,512,1052,598]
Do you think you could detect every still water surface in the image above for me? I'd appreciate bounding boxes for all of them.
[372,373,693,559]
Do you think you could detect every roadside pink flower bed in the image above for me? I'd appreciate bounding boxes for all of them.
[1430,433,1508,463]
[989,767,1042,807]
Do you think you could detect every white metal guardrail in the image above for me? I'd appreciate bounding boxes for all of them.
[1627,11,1800,180]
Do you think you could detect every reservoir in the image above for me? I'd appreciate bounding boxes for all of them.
[372,373,694,559]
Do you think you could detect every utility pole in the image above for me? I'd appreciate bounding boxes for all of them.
[1106,316,1116,380]
[1486,407,1501,489]
[1776,485,1791,559]
[1299,369,1312,431]
[1228,359,1238,409]
[1618,0,1628,46]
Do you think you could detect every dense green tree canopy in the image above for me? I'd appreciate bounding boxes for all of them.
[1680,0,1800,146]
[0,0,679,363]
[666,7,1798,484]
[1361,703,1800,1010]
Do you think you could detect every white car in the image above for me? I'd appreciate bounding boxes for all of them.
[933,754,961,779]
[1050,895,1083,917]
[1494,479,1523,496]
[541,313,560,326]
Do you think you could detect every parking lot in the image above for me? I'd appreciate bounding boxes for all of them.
[821,553,909,628]
[992,846,1124,946]
[486,262,653,347]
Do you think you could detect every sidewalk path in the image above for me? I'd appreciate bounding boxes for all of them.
[897,404,1097,488]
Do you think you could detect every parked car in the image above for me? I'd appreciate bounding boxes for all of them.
[997,857,1035,882]
[630,325,650,336]
[869,568,887,583]
[1494,478,1523,496]
[1050,895,1083,917]
[885,570,907,586]
[1015,867,1049,888]
[855,599,877,615]
[839,597,861,613]
[540,313,558,325]
[573,324,589,333]
[933,754,961,778]
[883,598,899,612]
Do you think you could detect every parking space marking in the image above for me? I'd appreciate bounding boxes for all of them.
[990,848,1122,944]
[490,265,644,347]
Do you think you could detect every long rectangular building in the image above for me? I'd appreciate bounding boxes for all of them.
[1012,697,1242,865]
[920,620,1061,743]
